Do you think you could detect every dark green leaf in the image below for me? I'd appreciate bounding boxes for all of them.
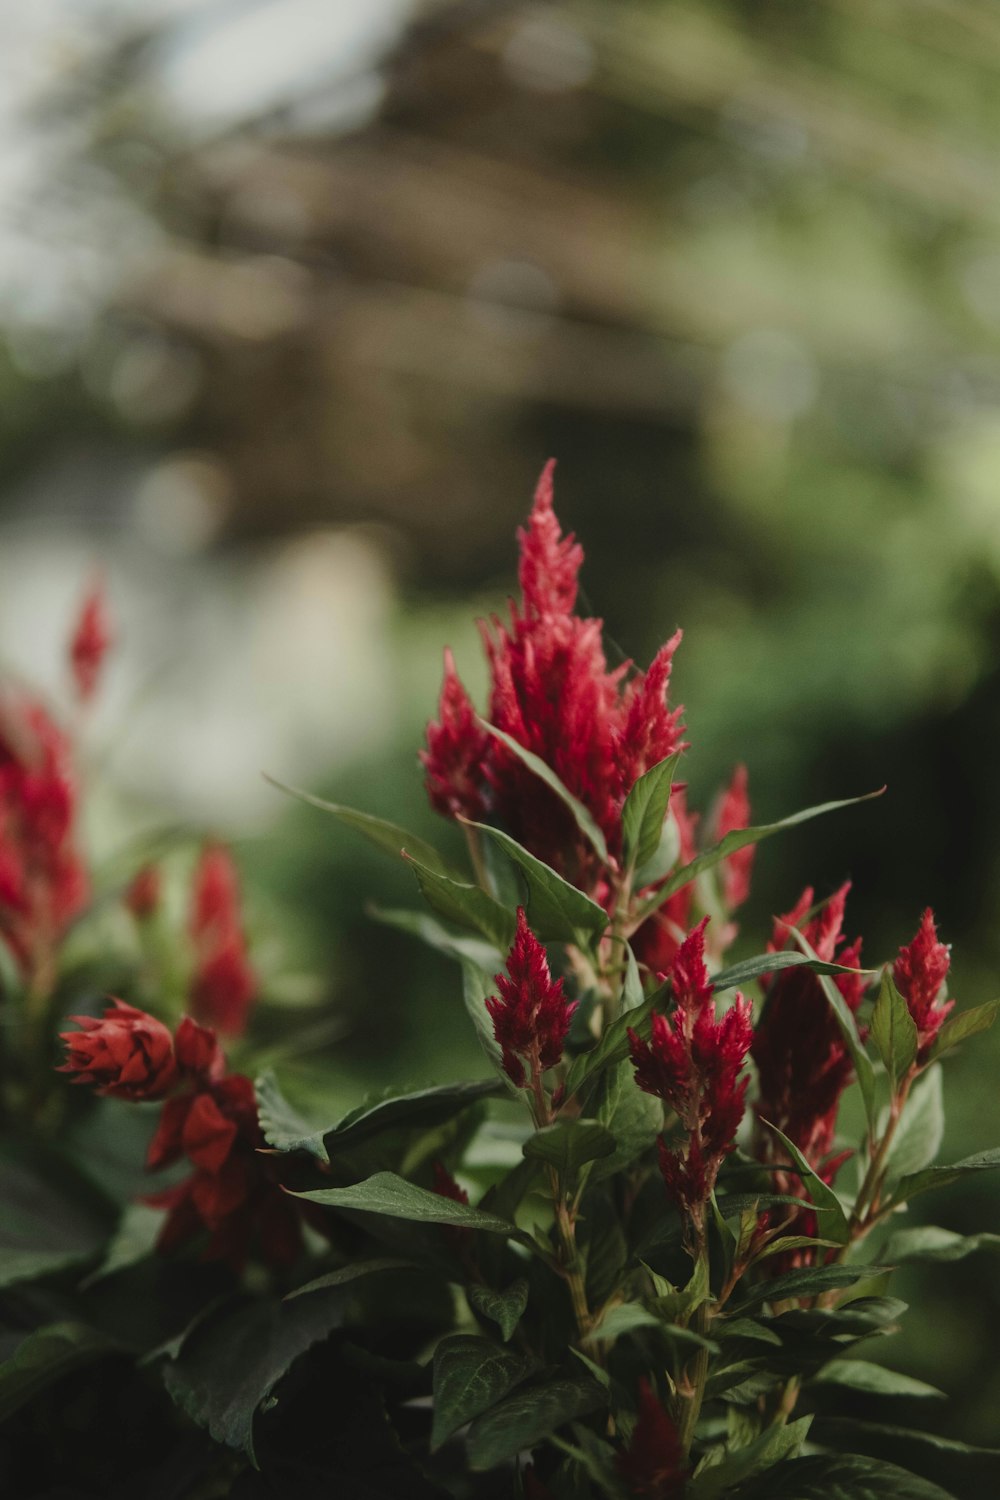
[255,1069,328,1159]
[691,1416,812,1500]
[712,950,875,994]
[523,1120,616,1178]
[294,1171,517,1234]
[882,1066,943,1183]
[870,972,918,1092]
[285,1257,418,1300]
[404,853,516,951]
[811,1360,944,1399]
[887,1147,1000,1210]
[729,1452,960,1499]
[634,788,885,921]
[431,1334,536,1450]
[564,993,657,1097]
[466,1376,605,1470]
[0,1322,119,1421]
[751,1234,843,1263]
[931,996,1000,1058]
[883,1225,1000,1263]
[460,958,510,1078]
[368,905,502,970]
[478,721,609,863]
[758,1122,850,1244]
[465,821,608,945]
[810,1418,1000,1497]
[590,1058,663,1182]
[263,775,450,873]
[621,752,682,873]
[325,1077,504,1154]
[163,1290,346,1463]
[0,1142,114,1289]
[739,1262,893,1310]
[467,1279,530,1343]
[585,1301,718,1352]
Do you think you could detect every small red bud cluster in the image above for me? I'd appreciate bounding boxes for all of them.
[187,844,257,1037]
[486,907,576,1093]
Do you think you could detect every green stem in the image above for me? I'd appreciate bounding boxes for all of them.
[677,1299,710,1457]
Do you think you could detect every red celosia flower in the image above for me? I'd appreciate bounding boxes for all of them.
[629,918,752,1216]
[0,691,88,975]
[124,863,161,920]
[486,907,576,1090]
[188,844,257,1036]
[422,462,687,890]
[432,1160,469,1207]
[68,580,113,703]
[715,763,754,911]
[893,908,954,1060]
[58,999,177,1100]
[615,1379,687,1498]
[174,1014,226,1084]
[752,883,866,1172]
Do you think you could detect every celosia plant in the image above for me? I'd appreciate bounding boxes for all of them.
[1,470,999,1499]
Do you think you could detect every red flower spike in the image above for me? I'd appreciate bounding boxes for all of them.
[715,763,753,911]
[58,1000,177,1101]
[486,907,576,1090]
[0,691,88,976]
[124,864,161,920]
[68,579,113,703]
[174,1015,225,1084]
[420,649,490,820]
[615,1378,687,1499]
[432,1161,469,1207]
[517,459,584,618]
[894,908,954,1059]
[188,845,257,1037]
[629,918,752,1216]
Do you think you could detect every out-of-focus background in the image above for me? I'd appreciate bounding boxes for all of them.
[3,0,1000,1441]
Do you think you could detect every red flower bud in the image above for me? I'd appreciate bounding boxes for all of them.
[188,845,256,1036]
[486,907,576,1089]
[615,1379,687,1498]
[894,908,954,1059]
[715,763,753,912]
[174,1015,225,1084]
[58,1000,177,1100]
[124,864,161,920]
[68,579,113,703]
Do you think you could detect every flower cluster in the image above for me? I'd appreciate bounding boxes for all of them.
[615,1379,688,1498]
[486,906,576,1093]
[188,844,257,1037]
[629,918,753,1219]
[894,907,953,1061]
[60,1003,299,1270]
[752,883,866,1177]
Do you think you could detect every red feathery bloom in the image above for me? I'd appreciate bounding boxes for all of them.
[58,1000,177,1100]
[615,1379,687,1499]
[752,883,866,1173]
[188,844,257,1036]
[894,908,954,1060]
[715,763,754,911]
[431,1160,469,1207]
[68,580,113,703]
[486,907,576,1089]
[629,918,752,1214]
[146,1072,302,1271]
[124,863,161,920]
[422,462,687,890]
[0,691,88,975]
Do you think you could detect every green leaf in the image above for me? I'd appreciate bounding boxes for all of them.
[887,1147,1000,1209]
[294,1171,517,1234]
[460,958,509,1077]
[621,752,682,873]
[870,972,919,1092]
[690,1416,812,1500]
[467,1279,530,1343]
[255,1069,329,1160]
[590,1058,663,1182]
[811,1360,944,1399]
[751,1234,843,1263]
[466,1376,605,1470]
[931,996,1000,1058]
[634,788,885,921]
[81,1202,162,1286]
[621,940,645,1010]
[564,993,657,1097]
[0,1143,114,1290]
[759,1121,850,1244]
[882,1066,944,1183]
[478,721,609,863]
[464,821,608,945]
[325,1077,504,1155]
[781,928,877,1132]
[263,775,450,873]
[285,1258,418,1300]
[0,1322,119,1421]
[585,1301,719,1352]
[809,1418,1000,1496]
[523,1120,616,1179]
[712,950,875,995]
[404,854,516,951]
[739,1262,893,1310]
[368,905,502,970]
[431,1334,536,1450]
[634,805,683,888]
[163,1291,347,1463]
[729,1452,961,1499]
[883,1225,1000,1264]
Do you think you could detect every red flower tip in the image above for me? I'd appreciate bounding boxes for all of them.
[174,1015,226,1084]
[486,907,576,1089]
[59,999,177,1101]
[124,863,161,920]
[894,907,954,1057]
[420,648,490,820]
[69,579,113,703]
[615,1378,687,1498]
[188,844,256,1036]
[715,763,753,910]
[517,459,583,618]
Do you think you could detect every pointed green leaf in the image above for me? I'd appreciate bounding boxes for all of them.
[294,1171,517,1234]
[285,1258,417,1300]
[431,1334,536,1451]
[727,1453,960,1499]
[463,821,608,945]
[325,1077,504,1154]
[713,950,875,995]
[759,1121,851,1244]
[263,775,449,873]
[523,1120,616,1179]
[622,752,682,873]
[404,853,516,951]
[870,972,918,1092]
[887,1147,1000,1210]
[621,940,645,1010]
[751,1234,843,1263]
[739,1263,894,1310]
[478,721,608,863]
[466,1377,605,1470]
[0,1323,119,1421]
[585,1301,719,1352]
[812,1360,944,1399]
[634,788,885,921]
[467,1279,530,1343]
[931,996,1000,1059]
[882,1066,944,1183]
[368,905,502,970]
[690,1416,813,1500]
[255,1069,329,1159]
[564,991,658,1097]
[884,1225,1000,1263]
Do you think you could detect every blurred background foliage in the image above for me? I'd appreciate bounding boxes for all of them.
[2,0,1000,1443]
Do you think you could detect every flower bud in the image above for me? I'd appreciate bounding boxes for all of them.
[58,999,177,1100]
